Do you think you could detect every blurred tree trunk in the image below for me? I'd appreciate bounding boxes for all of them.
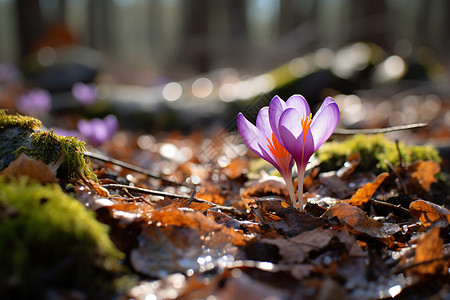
[228,0,247,37]
[15,0,45,57]
[88,0,112,51]
[186,0,209,73]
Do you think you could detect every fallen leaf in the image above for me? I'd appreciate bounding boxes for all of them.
[318,171,354,199]
[251,197,323,237]
[336,153,360,179]
[222,157,249,179]
[261,227,336,264]
[409,160,440,192]
[130,206,248,277]
[196,182,226,205]
[0,153,57,183]
[409,200,450,227]
[241,176,290,202]
[412,227,447,275]
[214,270,291,300]
[322,202,401,239]
[348,172,389,206]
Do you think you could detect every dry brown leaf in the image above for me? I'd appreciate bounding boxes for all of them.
[336,153,360,179]
[252,198,322,236]
[130,206,248,277]
[318,172,354,199]
[196,182,226,205]
[222,157,249,179]
[409,160,440,192]
[262,227,336,264]
[412,227,447,275]
[0,153,58,183]
[241,176,290,202]
[348,172,389,206]
[206,210,261,233]
[409,200,450,227]
[322,202,400,239]
[214,271,290,300]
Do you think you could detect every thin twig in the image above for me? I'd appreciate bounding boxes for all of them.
[102,183,244,216]
[186,186,197,208]
[384,159,408,195]
[369,198,413,218]
[333,123,427,135]
[84,150,189,187]
[395,139,403,167]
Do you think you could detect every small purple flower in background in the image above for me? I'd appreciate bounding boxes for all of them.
[72,82,97,106]
[237,94,339,211]
[0,62,21,83]
[77,114,118,147]
[16,88,52,116]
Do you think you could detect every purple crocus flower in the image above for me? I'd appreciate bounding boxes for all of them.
[77,114,118,146]
[237,106,296,206]
[72,82,97,106]
[16,88,52,116]
[270,95,339,210]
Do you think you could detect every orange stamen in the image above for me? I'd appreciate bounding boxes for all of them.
[300,113,312,146]
[266,133,290,170]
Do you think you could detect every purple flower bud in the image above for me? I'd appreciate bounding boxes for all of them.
[77,114,118,146]
[16,88,52,116]
[72,82,97,106]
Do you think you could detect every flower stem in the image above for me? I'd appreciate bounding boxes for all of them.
[297,166,305,211]
[283,174,296,208]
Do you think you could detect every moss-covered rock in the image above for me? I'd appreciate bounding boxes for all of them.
[0,110,96,181]
[0,177,124,298]
[316,134,441,173]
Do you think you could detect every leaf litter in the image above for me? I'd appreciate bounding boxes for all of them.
[1,120,450,299]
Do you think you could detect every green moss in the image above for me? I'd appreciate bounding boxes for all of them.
[0,177,123,298]
[0,110,96,181]
[0,110,41,131]
[14,130,96,180]
[316,134,441,173]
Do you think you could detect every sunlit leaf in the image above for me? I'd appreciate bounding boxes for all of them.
[0,153,57,183]
[322,202,401,239]
[409,200,450,227]
[408,160,440,192]
[411,227,447,275]
[348,172,388,206]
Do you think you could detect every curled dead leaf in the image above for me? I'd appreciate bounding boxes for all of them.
[409,200,450,227]
[322,202,401,239]
[251,197,322,236]
[348,172,388,206]
[241,176,290,203]
[222,157,249,179]
[0,153,57,183]
[409,160,440,192]
[411,227,447,275]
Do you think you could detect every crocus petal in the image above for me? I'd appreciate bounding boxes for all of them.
[256,107,272,139]
[310,98,340,151]
[279,107,303,138]
[279,108,316,167]
[268,96,287,143]
[301,130,315,167]
[278,108,304,159]
[237,113,272,162]
[286,94,310,117]
[313,96,335,119]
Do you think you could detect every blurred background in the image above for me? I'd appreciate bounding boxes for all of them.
[0,0,449,145]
